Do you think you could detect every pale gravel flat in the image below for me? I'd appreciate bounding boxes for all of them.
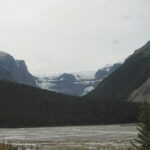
[0,124,137,149]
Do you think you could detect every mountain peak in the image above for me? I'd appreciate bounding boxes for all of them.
[58,73,76,81]
[0,51,36,86]
[0,51,17,70]
[0,51,8,55]
[0,51,13,58]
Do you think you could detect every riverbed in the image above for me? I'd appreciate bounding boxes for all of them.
[0,124,137,149]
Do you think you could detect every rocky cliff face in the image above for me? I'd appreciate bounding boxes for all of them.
[0,51,36,86]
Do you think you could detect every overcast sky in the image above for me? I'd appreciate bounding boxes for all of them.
[0,0,150,74]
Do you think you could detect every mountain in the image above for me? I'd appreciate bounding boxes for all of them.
[0,80,138,127]
[0,51,121,96]
[0,51,36,86]
[87,41,150,102]
[95,63,121,80]
[36,63,121,96]
[36,71,96,96]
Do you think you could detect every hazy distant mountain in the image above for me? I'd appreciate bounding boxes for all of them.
[95,63,121,80]
[0,51,36,86]
[36,63,121,96]
[87,41,150,102]
[0,51,121,95]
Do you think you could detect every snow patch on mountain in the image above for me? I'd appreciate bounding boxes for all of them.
[73,71,95,81]
[36,63,121,96]
[81,86,95,96]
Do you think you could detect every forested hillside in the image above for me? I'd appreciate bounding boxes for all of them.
[0,80,138,127]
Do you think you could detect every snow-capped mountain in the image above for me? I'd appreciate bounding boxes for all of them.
[95,63,121,80]
[36,63,121,96]
[0,51,121,96]
[0,51,36,86]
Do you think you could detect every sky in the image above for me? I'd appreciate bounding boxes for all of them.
[0,0,150,74]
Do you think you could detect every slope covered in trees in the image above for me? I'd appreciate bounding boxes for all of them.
[0,80,138,127]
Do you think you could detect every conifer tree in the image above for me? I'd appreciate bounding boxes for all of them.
[132,102,150,150]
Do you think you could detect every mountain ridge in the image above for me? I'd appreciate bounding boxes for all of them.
[87,41,150,102]
[0,51,121,96]
[36,63,121,96]
[0,51,36,86]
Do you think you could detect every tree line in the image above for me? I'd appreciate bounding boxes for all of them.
[0,80,139,128]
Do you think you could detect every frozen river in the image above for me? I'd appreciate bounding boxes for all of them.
[0,124,138,149]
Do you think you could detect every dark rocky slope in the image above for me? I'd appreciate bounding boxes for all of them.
[87,41,150,102]
[0,51,36,86]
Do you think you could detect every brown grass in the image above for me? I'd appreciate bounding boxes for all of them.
[0,143,17,150]
[0,143,11,150]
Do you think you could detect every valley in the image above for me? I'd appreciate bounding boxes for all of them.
[0,0,150,149]
[0,124,137,150]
